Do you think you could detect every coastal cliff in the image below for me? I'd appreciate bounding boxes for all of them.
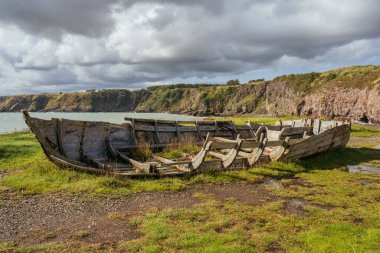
[1,65,379,122]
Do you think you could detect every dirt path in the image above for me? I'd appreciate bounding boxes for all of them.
[0,182,283,245]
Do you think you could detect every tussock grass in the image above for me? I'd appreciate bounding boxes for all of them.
[131,141,153,161]
[160,135,200,159]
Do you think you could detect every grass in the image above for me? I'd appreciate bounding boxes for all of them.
[207,115,299,125]
[0,130,41,171]
[0,155,187,195]
[1,123,380,252]
[351,124,380,137]
[274,65,380,94]
[1,123,379,195]
[117,157,380,252]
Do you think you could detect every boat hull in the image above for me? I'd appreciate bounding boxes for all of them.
[22,110,351,176]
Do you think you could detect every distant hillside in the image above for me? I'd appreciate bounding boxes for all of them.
[0,89,150,112]
[1,65,379,122]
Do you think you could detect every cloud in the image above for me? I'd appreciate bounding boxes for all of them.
[0,0,117,40]
[0,0,380,95]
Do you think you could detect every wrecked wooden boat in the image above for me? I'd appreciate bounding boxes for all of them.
[22,110,351,176]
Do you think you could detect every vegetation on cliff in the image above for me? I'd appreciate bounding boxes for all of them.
[273,65,380,94]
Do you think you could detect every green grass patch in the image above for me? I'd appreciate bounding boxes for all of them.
[0,131,41,171]
[291,224,380,253]
[348,142,379,148]
[0,156,187,195]
[351,124,380,137]
[207,115,299,125]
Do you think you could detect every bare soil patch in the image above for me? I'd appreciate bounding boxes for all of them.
[0,180,316,245]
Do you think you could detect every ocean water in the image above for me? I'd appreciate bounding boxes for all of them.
[0,112,203,134]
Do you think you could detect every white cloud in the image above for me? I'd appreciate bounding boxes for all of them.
[15,39,58,70]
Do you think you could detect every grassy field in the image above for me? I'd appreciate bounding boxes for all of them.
[0,120,380,252]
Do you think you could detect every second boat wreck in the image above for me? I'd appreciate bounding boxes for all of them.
[22,110,351,176]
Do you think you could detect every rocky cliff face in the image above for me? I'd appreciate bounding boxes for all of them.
[266,81,380,122]
[1,66,379,122]
[265,66,380,122]
[302,83,380,122]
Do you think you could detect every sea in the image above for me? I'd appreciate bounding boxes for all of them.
[0,112,203,134]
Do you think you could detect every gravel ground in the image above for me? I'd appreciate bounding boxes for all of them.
[0,182,285,245]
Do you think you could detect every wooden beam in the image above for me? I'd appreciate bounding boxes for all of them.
[154,156,191,172]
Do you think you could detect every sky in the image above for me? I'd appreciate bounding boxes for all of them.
[0,0,380,96]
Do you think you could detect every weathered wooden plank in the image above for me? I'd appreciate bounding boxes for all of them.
[212,137,236,143]
[189,133,212,171]
[210,142,237,149]
[125,118,183,124]
[244,138,267,165]
[286,129,335,153]
[234,125,252,130]
[240,142,262,149]
[287,138,304,145]
[108,126,131,150]
[266,140,285,147]
[154,156,191,172]
[255,126,266,141]
[285,138,333,157]
[268,137,289,161]
[266,129,282,141]
[198,125,217,131]
[209,135,242,168]
[267,125,291,131]
[281,126,313,136]
[49,155,108,174]
[133,125,201,133]
[83,121,109,160]
[60,119,84,160]
[208,151,224,159]
[32,118,59,150]
[55,118,66,157]
[285,143,332,160]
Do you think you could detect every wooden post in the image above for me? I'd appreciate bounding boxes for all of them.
[231,120,237,138]
[154,120,161,144]
[247,120,256,138]
[130,119,137,145]
[313,119,321,135]
[175,121,180,139]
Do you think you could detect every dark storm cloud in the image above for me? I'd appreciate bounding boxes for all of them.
[0,0,117,39]
[0,0,380,95]
[0,0,227,39]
